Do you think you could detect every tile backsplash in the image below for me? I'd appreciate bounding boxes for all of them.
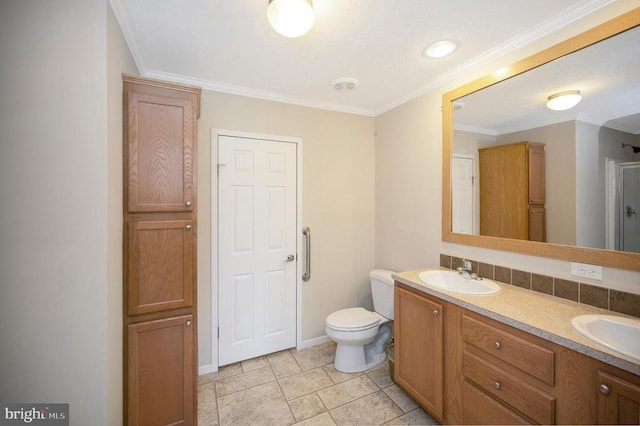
[440,254,640,318]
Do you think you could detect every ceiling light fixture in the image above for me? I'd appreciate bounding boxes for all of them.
[424,40,457,58]
[267,0,314,38]
[546,90,582,111]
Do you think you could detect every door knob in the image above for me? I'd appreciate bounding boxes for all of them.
[285,254,295,262]
[185,224,192,231]
[185,200,192,207]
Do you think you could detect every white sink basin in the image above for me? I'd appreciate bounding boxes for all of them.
[418,270,501,295]
[572,314,640,361]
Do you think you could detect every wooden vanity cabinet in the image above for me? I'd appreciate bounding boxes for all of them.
[394,283,640,425]
[479,141,546,242]
[461,312,556,424]
[123,75,201,426]
[394,284,445,421]
[596,365,640,424]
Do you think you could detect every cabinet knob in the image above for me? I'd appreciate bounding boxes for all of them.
[186,320,191,327]
[493,341,501,349]
[599,384,610,395]
[493,381,502,390]
[185,224,192,231]
[432,309,439,316]
[185,200,192,207]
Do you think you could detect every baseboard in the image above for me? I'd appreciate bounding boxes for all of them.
[198,364,217,376]
[298,334,330,350]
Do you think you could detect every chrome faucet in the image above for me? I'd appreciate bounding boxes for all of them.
[457,259,483,281]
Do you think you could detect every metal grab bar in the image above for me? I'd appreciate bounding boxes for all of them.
[302,227,311,281]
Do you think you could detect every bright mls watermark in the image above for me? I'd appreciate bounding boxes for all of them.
[1,404,68,426]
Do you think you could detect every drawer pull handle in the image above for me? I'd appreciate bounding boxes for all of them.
[432,309,439,316]
[185,224,192,231]
[599,384,610,395]
[185,200,192,207]
[493,381,502,390]
[186,320,191,327]
[493,341,501,349]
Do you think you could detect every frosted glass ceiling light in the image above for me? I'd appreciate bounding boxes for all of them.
[267,0,314,38]
[424,40,457,58]
[546,90,582,111]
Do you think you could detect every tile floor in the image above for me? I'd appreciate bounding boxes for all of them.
[198,342,439,425]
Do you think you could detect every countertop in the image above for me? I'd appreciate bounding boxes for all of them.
[393,267,640,376]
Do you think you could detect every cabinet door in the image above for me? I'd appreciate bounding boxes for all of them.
[528,207,546,242]
[528,145,545,205]
[128,315,194,426]
[126,87,196,213]
[128,220,194,315]
[395,286,444,420]
[597,370,640,424]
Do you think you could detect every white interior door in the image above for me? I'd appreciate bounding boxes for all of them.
[218,135,297,365]
[451,155,474,234]
[620,163,640,253]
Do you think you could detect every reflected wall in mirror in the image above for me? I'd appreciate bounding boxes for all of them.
[443,7,640,271]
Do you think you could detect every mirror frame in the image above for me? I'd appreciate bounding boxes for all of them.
[442,7,640,272]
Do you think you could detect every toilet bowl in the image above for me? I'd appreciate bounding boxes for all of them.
[325,270,395,373]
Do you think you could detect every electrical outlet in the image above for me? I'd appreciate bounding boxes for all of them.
[570,262,603,281]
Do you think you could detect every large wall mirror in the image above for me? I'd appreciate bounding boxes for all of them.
[442,8,640,272]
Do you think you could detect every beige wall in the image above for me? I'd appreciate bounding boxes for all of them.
[375,2,640,295]
[0,0,111,423]
[107,2,139,424]
[196,91,376,368]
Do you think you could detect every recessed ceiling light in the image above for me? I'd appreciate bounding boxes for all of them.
[332,77,359,91]
[424,40,457,58]
[546,90,582,111]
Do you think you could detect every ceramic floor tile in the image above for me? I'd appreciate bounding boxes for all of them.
[384,407,438,425]
[367,365,394,389]
[241,356,269,372]
[198,363,244,385]
[291,342,337,371]
[197,381,219,426]
[268,350,303,378]
[217,381,295,426]
[215,365,276,397]
[317,375,380,410]
[294,412,337,426]
[288,393,327,422]
[322,364,363,384]
[279,367,334,400]
[382,384,418,413]
[330,390,404,425]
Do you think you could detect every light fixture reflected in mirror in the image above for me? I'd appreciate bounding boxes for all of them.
[267,0,314,38]
[546,90,582,111]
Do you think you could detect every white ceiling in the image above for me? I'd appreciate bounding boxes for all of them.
[109,0,620,116]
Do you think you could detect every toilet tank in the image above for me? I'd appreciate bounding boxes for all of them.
[370,269,396,320]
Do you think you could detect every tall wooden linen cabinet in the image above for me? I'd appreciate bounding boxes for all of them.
[123,75,201,426]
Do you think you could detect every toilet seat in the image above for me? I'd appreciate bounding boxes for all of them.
[326,307,381,332]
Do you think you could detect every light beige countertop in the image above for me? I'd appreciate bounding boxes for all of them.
[393,267,640,376]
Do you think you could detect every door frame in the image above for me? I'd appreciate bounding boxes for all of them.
[209,128,303,372]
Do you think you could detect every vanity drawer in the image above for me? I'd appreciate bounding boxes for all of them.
[462,380,530,425]
[462,314,555,386]
[463,349,555,425]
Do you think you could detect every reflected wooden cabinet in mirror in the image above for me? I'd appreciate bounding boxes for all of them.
[442,7,640,271]
[479,142,546,242]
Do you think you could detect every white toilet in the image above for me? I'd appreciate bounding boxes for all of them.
[325,269,395,373]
